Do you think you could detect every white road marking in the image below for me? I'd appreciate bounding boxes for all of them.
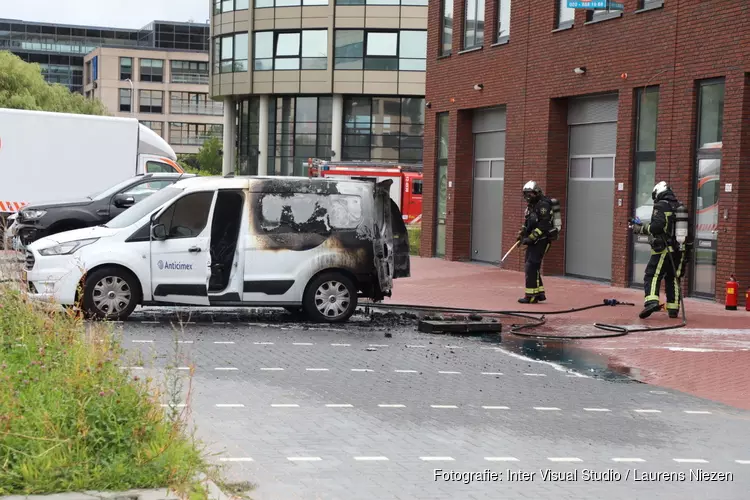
[287,457,322,462]
[331,343,351,347]
[132,340,154,343]
[271,404,299,408]
[419,457,454,461]
[684,410,712,414]
[215,367,238,371]
[407,345,426,348]
[634,409,662,413]
[485,457,519,462]
[214,341,235,344]
[351,369,373,372]
[306,368,329,371]
[354,456,389,461]
[395,370,418,373]
[548,457,583,462]
[378,404,405,408]
[482,406,510,410]
[121,366,144,370]
[261,367,284,371]
[325,404,353,408]
[444,345,462,349]
[215,404,245,408]
[584,408,611,412]
[481,347,502,350]
[482,372,504,375]
[438,371,461,374]
[524,373,546,377]
[177,367,191,371]
[177,341,193,344]
[612,458,645,463]
[649,390,667,394]
[220,457,254,462]
[254,342,274,345]
[666,347,730,353]
[160,404,186,408]
[293,342,314,346]
[431,405,458,409]
[497,348,591,378]
[534,407,561,411]
[735,460,750,464]
[673,458,708,463]
[369,344,389,347]
[141,321,160,324]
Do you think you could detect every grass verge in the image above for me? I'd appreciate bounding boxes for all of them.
[0,285,208,496]
[407,225,421,256]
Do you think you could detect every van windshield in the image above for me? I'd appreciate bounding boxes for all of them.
[105,186,184,229]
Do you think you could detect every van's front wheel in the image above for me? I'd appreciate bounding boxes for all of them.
[82,267,141,321]
[303,272,358,323]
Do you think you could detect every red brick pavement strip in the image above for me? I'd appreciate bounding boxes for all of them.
[389,258,750,410]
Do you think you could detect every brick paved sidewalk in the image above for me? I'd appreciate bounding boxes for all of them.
[387,257,750,410]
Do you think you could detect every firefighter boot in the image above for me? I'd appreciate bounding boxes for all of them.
[518,295,539,304]
[639,300,661,319]
[668,309,679,319]
[537,293,547,302]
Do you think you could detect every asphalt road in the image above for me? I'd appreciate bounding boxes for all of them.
[116,307,750,500]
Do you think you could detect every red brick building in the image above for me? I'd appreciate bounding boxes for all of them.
[420,0,750,304]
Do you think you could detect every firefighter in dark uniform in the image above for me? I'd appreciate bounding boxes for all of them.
[516,181,555,304]
[632,181,687,319]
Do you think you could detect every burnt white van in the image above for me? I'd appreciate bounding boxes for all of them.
[24,175,410,323]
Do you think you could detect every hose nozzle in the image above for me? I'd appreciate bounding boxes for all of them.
[603,298,620,306]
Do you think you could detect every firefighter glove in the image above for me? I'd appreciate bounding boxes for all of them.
[522,237,533,246]
[632,223,644,235]
[516,228,525,242]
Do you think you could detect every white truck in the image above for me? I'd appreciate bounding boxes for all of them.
[0,108,183,224]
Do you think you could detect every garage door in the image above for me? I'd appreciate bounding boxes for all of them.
[471,107,506,263]
[565,95,617,281]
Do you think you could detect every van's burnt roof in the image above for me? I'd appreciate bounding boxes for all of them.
[173,175,377,194]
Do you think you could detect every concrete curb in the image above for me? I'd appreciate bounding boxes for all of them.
[0,480,236,500]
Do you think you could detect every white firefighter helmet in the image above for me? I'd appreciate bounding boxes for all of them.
[652,181,669,201]
[523,180,542,202]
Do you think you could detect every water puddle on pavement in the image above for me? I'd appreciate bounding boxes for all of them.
[489,336,644,383]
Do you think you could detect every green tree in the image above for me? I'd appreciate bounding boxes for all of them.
[195,136,223,175]
[0,51,108,115]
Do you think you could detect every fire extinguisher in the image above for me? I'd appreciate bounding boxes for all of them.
[725,275,738,310]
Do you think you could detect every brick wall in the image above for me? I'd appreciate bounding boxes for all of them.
[421,0,750,304]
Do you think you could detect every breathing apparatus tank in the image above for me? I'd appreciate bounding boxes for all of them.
[674,203,689,250]
[549,198,562,240]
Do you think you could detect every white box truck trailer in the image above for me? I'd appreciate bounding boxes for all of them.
[0,108,183,221]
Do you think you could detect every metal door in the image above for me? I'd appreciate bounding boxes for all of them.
[471,107,506,263]
[565,95,618,281]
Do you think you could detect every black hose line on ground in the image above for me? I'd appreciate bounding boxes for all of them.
[364,299,644,339]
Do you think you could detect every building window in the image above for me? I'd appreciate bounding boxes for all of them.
[334,30,426,71]
[139,90,164,113]
[85,60,92,84]
[557,0,575,28]
[267,97,333,176]
[441,0,454,55]
[215,0,250,13]
[257,0,329,6]
[119,88,132,112]
[169,123,224,146]
[120,57,132,80]
[140,59,164,82]
[215,33,249,73]
[171,60,209,84]
[335,0,426,4]
[639,0,663,9]
[238,98,261,175]
[691,79,725,298]
[342,97,425,162]
[254,30,328,71]
[140,120,164,137]
[586,5,620,22]
[631,86,659,286]
[463,0,485,49]
[497,0,511,42]
[435,113,449,258]
[170,92,224,116]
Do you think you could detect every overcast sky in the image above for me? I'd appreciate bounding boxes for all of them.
[2,0,209,29]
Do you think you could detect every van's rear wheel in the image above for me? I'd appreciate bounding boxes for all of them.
[82,267,141,321]
[303,272,358,323]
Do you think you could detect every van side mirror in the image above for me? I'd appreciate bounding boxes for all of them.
[114,194,135,208]
[151,223,167,241]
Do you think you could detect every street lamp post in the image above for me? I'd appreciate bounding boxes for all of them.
[125,78,134,115]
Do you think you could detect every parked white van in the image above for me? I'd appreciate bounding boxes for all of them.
[23,176,410,323]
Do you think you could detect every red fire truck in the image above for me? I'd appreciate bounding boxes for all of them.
[308,159,423,224]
